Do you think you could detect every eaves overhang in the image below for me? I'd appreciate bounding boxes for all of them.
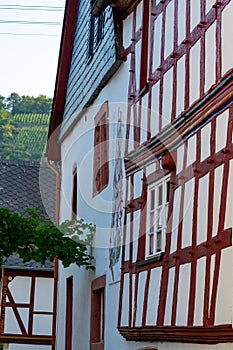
[46,0,79,163]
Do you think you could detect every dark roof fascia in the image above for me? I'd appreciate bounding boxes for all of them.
[47,0,79,163]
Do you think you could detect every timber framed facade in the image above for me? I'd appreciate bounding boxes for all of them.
[47,0,233,348]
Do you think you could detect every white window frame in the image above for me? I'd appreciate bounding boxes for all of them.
[146,175,170,258]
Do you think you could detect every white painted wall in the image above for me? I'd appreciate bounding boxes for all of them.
[5,276,54,350]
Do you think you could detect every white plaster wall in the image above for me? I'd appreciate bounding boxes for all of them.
[205,22,216,93]
[176,144,184,174]
[197,173,209,245]
[5,276,53,337]
[190,0,200,32]
[132,211,140,263]
[57,52,132,349]
[164,0,174,59]
[121,273,130,326]
[146,266,162,325]
[222,0,233,76]
[162,67,173,128]
[55,263,91,350]
[187,134,196,167]
[225,159,233,229]
[206,0,215,14]
[215,247,233,325]
[135,271,147,326]
[201,122,211,161]
[212,165,223,237]
[178,0,186,45]
[170,186,181,253]
[182,178,194,248]
[216,110,228,153]
[176,55,185,118]
[7,277,31,304]
[55,3,233,349]
[190,40,200,106]
[153,13,162,71]
[176,263,191,325]
[151,82,160,135]
[194,257,206,325]
[164,267,175,325]
[10,346,51,350]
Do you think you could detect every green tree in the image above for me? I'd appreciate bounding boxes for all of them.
[0,207,95,269]
[5,93,52,115]
[0,95,5,110]
[0,108,13,139]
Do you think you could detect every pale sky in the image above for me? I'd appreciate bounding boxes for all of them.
[0,0,66,99]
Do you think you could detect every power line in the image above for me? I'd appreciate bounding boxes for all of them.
[0,5,64,11]
[0,32,60,36]
[0,20,61,25]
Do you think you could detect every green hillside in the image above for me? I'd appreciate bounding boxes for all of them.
[0,113,50,161]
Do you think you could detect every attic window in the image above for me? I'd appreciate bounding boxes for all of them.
[88,0,105,58]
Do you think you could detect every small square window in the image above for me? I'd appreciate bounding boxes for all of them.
[146,175,170,257]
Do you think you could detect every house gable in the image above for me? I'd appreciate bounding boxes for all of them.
[62,0,123,123]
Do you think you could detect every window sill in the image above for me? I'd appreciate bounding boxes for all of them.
[136,252,164,267]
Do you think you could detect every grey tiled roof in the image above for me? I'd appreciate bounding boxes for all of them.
[0,159,56,222]
[0,159,57,270]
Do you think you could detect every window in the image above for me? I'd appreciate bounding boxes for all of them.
[147,175,170,257]
[65,277,73,350]
[72,168,77,220]
[90,275,106,350]
[88,1,105,58]
[93,101,109,196]
[139,0,150,93]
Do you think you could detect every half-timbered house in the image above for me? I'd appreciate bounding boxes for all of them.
[47,0,233,349]
[0,160,57,350]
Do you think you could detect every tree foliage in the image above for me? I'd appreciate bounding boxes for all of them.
[0,207,95,269]
[0,92,52,161]
[5,93,52,115]
[0,108,13,139]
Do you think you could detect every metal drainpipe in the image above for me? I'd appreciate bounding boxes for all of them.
[46,158,61,226]
[45,157,60,350]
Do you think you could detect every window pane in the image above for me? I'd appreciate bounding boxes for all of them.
[158,184,163,206]
[166,180,170,202]
[157,208,162,229]
[149,233,154,255]
[150,189,155,210]
[156,230,162,252]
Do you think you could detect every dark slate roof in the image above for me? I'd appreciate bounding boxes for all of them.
[0,159,56,222]
[2,254,54,271]
[0,159,57,270]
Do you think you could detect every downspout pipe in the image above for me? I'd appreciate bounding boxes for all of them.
[46,158,60,350]
[46,158,61,226]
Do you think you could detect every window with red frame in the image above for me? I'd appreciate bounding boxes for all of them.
[93,101,109,196]
[90,275,106,350]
